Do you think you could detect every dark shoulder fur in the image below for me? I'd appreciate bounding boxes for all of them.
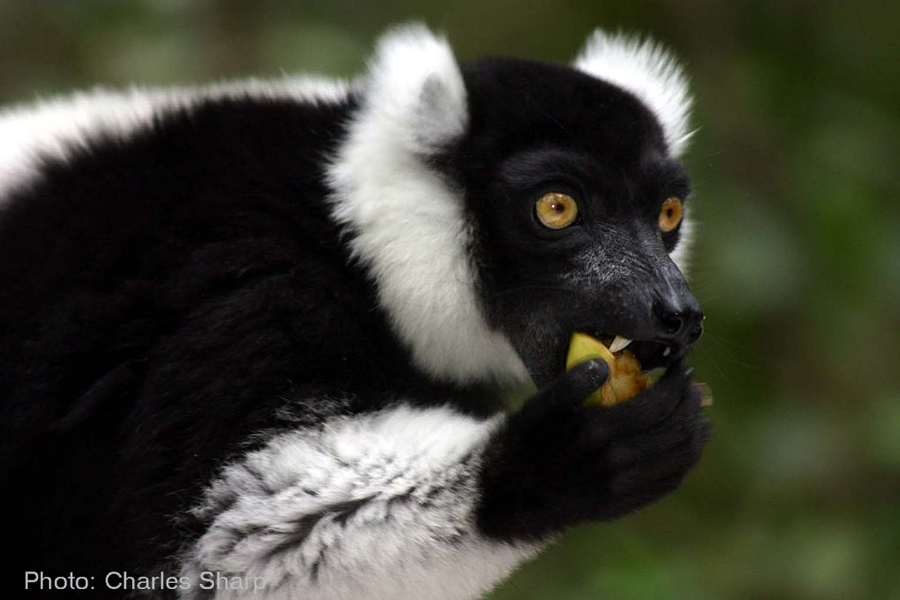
[0,93,497,579]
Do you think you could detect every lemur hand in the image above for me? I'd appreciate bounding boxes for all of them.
[477,359,709,541]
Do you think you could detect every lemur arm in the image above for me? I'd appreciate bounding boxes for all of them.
[179,402,542,600]
[179,360,707,600]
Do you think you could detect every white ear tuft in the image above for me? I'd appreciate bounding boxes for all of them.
[574,30,693,156]
[365,24,467,153]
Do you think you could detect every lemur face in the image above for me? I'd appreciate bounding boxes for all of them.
[331,26,700,386]
[447,60,702,386]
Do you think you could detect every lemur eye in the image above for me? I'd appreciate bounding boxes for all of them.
[658,197,683,233]
[535,192,578,230]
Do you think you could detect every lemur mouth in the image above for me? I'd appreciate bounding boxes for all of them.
[577,331,676,373]
[564,330,712,408]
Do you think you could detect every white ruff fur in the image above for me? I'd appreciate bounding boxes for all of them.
[182,404,540,600]
[0,76,353,204]
[327,25,529,385]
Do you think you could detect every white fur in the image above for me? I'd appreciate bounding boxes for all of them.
[327,25,529,385]
[574,30,694,157]
[182,404,541,600]
[0,76,354,205]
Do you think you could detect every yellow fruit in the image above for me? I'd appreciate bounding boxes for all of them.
[607,350,651,405]
[565,332,651,407]
[566,332,616,371]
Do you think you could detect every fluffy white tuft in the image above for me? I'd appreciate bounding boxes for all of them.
[364,24,468,153]
[574,30,693,156]
[182,404,541,600]
[328,25,529,385]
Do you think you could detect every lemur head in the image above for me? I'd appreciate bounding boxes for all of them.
[329,25,701,387]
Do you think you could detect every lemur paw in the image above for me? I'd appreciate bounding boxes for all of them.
[477,359,710,541]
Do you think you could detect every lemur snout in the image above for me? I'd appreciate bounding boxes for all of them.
[652,293,703,349]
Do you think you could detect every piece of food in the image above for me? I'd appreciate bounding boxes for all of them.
[565,332,652,407]
[605,349,652,405]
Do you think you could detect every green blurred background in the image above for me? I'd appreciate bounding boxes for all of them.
[2,1,898,598]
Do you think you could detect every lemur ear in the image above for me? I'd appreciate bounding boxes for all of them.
[573,30,693,156]
[363,24,468,154]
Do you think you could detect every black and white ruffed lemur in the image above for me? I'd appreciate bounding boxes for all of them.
[0,24,710,599]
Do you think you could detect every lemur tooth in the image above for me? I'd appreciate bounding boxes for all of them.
[663,346,671,357]
[608,336,632,353]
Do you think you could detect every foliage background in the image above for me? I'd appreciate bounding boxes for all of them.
[2,1,898,598]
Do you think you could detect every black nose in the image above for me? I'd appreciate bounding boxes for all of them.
[652,295,704,347]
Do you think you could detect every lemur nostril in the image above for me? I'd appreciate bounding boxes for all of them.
[654,304,684,336]
[653,296,704,346]
[662,313,682,334]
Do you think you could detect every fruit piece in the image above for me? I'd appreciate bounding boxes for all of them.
[565,332,651,407]
[607,349,652,405]
[566,332,616,372]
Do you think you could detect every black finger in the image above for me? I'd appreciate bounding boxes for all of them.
[518,358,610,421]
[609,423,709,498]
[554,358,610,407]
[606,410,711,470]
[601,363,692,433]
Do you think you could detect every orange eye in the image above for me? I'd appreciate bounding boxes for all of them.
[658,197,683,233]
[535,192,578,229]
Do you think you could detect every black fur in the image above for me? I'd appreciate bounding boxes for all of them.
[1,56,709,594]
[0,94,496,585]
[452,59,700,386]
